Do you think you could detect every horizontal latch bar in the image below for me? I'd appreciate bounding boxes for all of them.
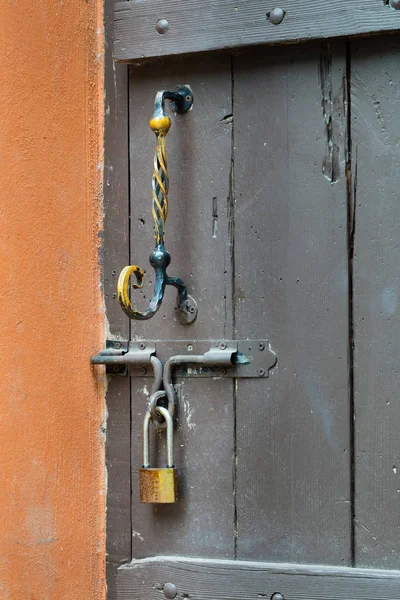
[91,340,276,378]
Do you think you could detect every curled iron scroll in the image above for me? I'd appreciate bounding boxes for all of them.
[117,86,198,324]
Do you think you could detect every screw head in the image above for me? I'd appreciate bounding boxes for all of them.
[177,294,198,325]
[163,583,177,599]
[138,367,147,376]
[114,342,121,350]
[257,368,266,377]
[220,368,227,376]
[139,342,146,350]
[259,342,265,351]
[268,8,285,24]
[156,18,169,34]
[219,342,227,350]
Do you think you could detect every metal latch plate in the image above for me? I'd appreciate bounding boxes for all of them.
[102,339,276,378]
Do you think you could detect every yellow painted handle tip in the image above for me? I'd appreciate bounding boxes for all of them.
[117,265,145,311]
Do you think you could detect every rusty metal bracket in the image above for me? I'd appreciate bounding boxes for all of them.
[91,340,276,378]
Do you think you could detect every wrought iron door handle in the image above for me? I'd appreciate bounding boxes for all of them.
[117,86,198,324]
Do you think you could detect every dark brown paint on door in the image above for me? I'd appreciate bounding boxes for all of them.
[103,19,400,598]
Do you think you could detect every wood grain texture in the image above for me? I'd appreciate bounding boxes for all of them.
[233,43,351,564]
[104,5,130,338]
[128,55,235,558]
[118,556,400,599]
[113,0,400,62]
[351,35,400,568]
[104,0,131,596]
[106,378,132,598]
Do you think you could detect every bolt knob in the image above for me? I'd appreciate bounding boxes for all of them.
[269,8,285,24]
[163,583,177,599]
[156,18,169,34]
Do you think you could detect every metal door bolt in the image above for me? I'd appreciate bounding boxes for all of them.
[271,594,284,600]
[267,8,285,24]
[92,339,276,378]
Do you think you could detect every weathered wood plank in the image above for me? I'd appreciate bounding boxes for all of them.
[103,1,131,596]
[128,55,235,558]
[351,35,400,569]
[105,378,132,598]
[130,377,235,557]
[104,15,130,338]
[114,0,400,62]
[233,43,351,564]
[118,556,400,599]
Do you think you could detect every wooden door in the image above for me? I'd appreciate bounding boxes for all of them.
[102,2,400,598]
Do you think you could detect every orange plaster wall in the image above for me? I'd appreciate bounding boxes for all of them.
[0,1,105,598]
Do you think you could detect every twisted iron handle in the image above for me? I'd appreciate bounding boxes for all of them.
[117,86,197,324]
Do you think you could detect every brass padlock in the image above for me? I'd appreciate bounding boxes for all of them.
[140,406,178,503]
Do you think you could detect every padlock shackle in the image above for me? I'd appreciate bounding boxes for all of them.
[142,406,174,468]
[157,406,174,467]
[142,411,152,468]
